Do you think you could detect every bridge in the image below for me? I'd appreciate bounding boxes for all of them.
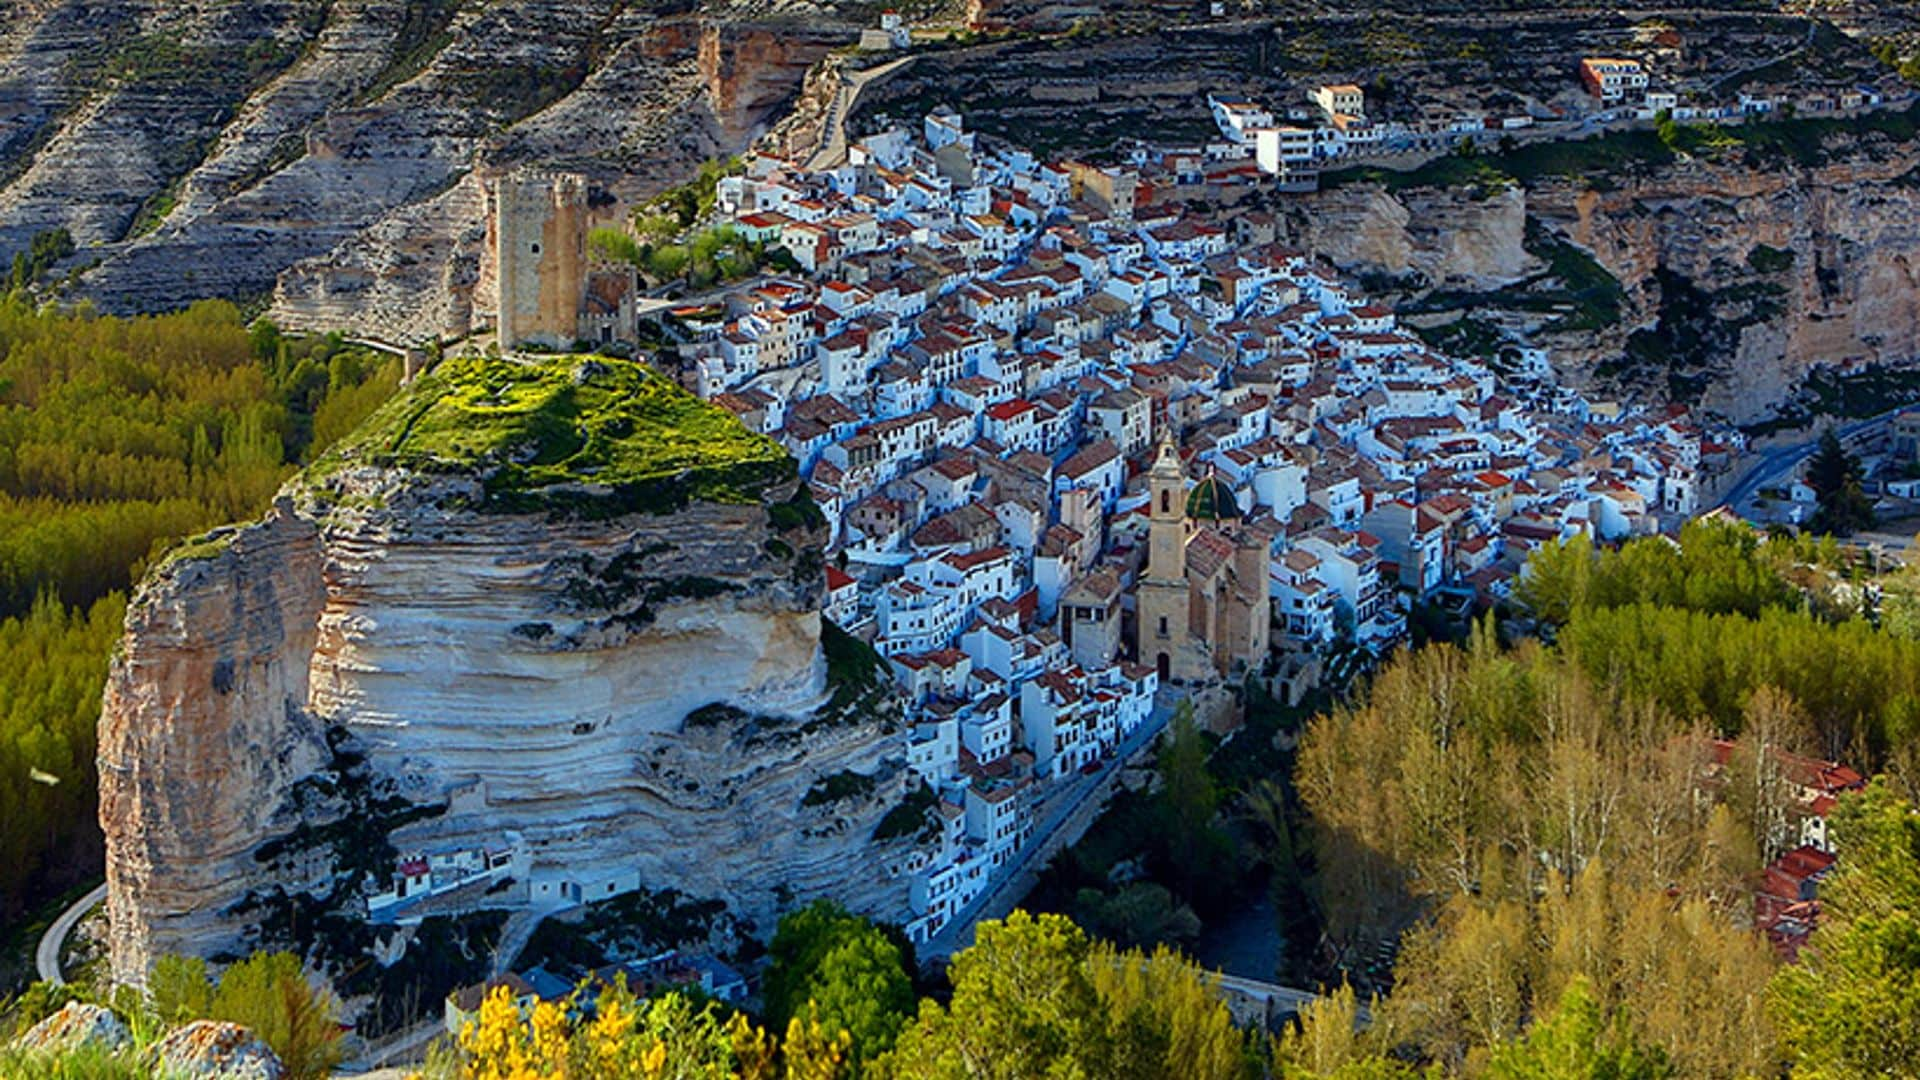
[1210,970,1369,1032]
[1100,956,1366,1033]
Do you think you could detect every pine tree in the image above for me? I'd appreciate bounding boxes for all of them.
[1807,428,1873,536]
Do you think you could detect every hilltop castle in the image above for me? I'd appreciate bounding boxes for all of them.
[490,170,637,351]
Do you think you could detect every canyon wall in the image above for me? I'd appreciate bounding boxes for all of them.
[98,355,921,986]
[1290,129,1920,422]
[0,2,854,340]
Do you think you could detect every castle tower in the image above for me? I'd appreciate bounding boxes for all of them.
[493,170,588,351]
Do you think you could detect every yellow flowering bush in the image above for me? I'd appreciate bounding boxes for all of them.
[451,982,849,1080]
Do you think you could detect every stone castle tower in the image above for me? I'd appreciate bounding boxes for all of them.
[493,170,588,350]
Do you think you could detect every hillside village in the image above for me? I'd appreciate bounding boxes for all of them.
[386,8,1920,967]
[481,103,1771,949]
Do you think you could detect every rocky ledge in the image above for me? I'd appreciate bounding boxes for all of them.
[98,354,920,987]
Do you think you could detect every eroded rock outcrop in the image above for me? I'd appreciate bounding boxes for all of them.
[144,1021,284,1080]
[0,2,856,336]
[99,354,920,986]
[10,1002,131,1058]
[1293,124,1920,422]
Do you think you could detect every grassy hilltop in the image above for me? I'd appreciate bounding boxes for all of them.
[311,354,795,516]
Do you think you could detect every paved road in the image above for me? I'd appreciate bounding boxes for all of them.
[35,882,107,985]
[923,698,1173,959]
[335,1020,445,1076]
[805,56,916,172]
[1717,408,1906,517]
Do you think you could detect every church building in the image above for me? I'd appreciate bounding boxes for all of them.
[1134,435,1273,684]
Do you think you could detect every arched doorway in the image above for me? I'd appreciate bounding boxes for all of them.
[1156,652,1171,681]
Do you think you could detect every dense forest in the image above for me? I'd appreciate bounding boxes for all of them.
[0,298,400,935]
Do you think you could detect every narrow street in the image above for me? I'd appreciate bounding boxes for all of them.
[922,697,1175,960]
[805,56,917,172]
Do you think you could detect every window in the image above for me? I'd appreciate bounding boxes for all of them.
[1157,615,1168,637]
[530,242,541,254]
[1160,490,1170,513]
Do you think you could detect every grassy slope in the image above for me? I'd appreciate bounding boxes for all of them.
[311,354,794,515]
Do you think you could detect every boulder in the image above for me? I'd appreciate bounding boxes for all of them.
[143,1021,286,1080]
[10,1001,131,1057]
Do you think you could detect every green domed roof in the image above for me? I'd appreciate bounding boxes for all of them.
[1186,473,1240,521]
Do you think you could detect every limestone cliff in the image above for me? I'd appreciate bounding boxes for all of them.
[98,354,921,986]
[1292,120,1920,422]
[0,2,857,338]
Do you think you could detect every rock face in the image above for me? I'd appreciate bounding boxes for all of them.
[1293,126,1920,422]
[99,354,920,986]
[1293,183,1533,293]
[144,1021,285,1080]
[10,1002,131,1058]
[0,2,856,339]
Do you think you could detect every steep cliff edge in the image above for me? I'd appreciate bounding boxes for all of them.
[0,2,856,338]
[1297,116,1920,422]
[98,354,920,987]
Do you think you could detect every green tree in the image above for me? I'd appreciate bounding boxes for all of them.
[1484,978,1671,1080]
[882,911,1107,1079]
[1515,531,1594,628]
[764,901,914,1067]
[1272,982,1378,1078]
[1807,428,1873,536]
[1153,700,1235,900]
[1770,780,1920,1077]
[1069,882,1201,948]
[880,911,1252,1080]
[147,954,215,1026]
[1089,942,1259,1080]
[208,951,345,1080]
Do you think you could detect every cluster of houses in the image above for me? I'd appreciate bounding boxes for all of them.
[1702,739,1868,960]
[656,106,1742,946]
[366,840,524,923]
[1202,55,1899,186]
[1577,54,1893,123]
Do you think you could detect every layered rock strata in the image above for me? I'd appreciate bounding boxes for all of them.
[1292,129,1920,421]
[0,2,855,336]
[99,354,918,986]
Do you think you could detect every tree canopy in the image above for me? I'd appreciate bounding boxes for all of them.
[763,900,916,1068]
[0,300,398,923]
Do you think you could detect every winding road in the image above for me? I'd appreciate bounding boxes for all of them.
[35,882,106,986]
[805,55,917,172]
[1716,407,1906,517]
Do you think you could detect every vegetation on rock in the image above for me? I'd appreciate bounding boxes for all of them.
[3,947,340,1080]
[315,353,793,516]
